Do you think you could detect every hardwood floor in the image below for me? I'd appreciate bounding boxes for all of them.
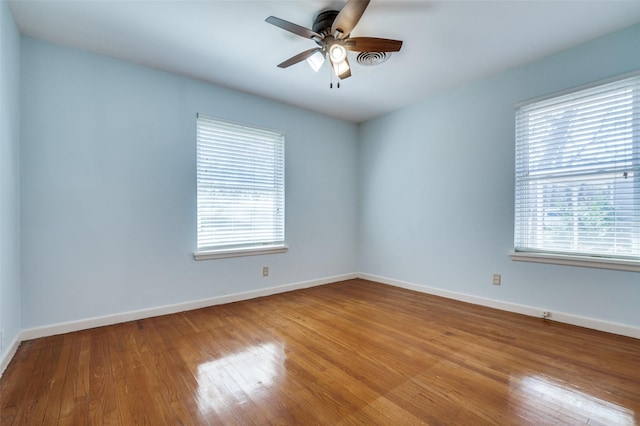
[1,279,639,425]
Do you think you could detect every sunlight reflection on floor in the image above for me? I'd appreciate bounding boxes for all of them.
[195,342,284,416]
[514,375,635,425]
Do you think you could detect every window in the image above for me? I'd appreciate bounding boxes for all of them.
[195,114,286,260]
[513,74,640,270]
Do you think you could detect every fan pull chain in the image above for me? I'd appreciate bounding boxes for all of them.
[329,73,341,89]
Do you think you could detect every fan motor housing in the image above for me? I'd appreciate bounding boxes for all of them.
[312,10,339,36]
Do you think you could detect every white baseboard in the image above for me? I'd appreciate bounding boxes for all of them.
[0,333,22,379]
[5,270,638,380]
[21,272,357,341]
[358,272,640,340]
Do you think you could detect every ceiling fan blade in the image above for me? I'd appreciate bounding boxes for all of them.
[337,57,352,80]
[266,16,321,40]
[344,37,403,52]
[277,48,323,68]
[331,0,371,39]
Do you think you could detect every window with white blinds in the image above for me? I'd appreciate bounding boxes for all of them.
[196,114,285,258]
[514,74,640,263]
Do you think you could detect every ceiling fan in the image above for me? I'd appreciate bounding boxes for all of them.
[266,0,403,80]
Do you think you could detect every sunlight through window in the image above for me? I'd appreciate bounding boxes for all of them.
[195,342,284,416]
[515,376,635,425]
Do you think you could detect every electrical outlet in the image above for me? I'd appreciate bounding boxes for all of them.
[262,266,269,277]
[492,274,501,285]
[543,311,550,319]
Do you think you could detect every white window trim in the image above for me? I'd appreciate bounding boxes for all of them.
[509,250,640,272]
[512,71,640,270]
[195,114,286,260]
[194,244,289,261]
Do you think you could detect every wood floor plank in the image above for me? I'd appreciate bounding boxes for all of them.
[39,335,72,424]
[16,337,64,424]
[2,279,639,425]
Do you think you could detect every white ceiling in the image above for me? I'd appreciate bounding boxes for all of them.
[9,0,640,123]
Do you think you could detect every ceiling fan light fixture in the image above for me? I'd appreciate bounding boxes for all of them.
[306,50,325,72]
[329,44,347,64]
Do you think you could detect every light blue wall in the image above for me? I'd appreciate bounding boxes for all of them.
[16,23,640,332]
[359,24,640,328]
[20,37,359,328]
[0,0,21,358]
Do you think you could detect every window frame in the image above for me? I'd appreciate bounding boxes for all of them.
[194,114,287,260]
[511,72,640,272]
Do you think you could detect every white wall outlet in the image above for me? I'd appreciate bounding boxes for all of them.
[492,274,501,285]
[543,311,550,319]
[262,266,269,277]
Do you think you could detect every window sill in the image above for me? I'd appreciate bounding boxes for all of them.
[509,251,640,272]
[194,245,288,260]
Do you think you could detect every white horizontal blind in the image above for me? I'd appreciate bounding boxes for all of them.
[515,75,640,260]
[196,114,285,253]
